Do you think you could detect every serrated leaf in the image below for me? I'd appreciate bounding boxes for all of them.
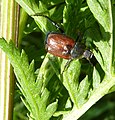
[46,100,58,117]
[77,76,90,107]
[16,0,58,33]
[40,88,50,110]
[93,67,101,89]
[15,0,40,15]
[87,0,112,32]
[21,97,31,112]
[63,60,81,107]
[0,38,58,120]
[87,0,112,74]
[63,0,82,38]
[20,50,29,68]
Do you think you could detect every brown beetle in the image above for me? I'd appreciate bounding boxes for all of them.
[45,32,93,61]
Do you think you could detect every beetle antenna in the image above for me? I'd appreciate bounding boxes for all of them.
[32,14,64,33]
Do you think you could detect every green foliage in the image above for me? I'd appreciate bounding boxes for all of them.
[0,39,57,120]
[0,0,115,120]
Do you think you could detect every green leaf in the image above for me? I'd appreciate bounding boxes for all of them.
[87,0,112,73]
[63,60,81,107]
[15,0,42,15]
[93,67,101,89]
[46,100,58,118]
[63,0,82,38]
[77,76,90,107]
[87,0,112,32]
[16,0,64,33]
[0,38,58,120]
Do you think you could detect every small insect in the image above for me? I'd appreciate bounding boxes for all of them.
[34,14,93,71]
[45,32,93,70]
[45,32,93,60]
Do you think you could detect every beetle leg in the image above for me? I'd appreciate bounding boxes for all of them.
[83,50,93,66]
[62,59,73,73]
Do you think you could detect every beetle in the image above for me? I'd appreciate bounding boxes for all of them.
[45,32,93,71]
[33,14,93,71]
[45,32,93,60]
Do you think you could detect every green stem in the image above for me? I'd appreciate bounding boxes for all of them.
[0,0,19,120]
[63,76,115,120]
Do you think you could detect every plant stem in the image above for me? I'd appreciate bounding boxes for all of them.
[0,0,19,120]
